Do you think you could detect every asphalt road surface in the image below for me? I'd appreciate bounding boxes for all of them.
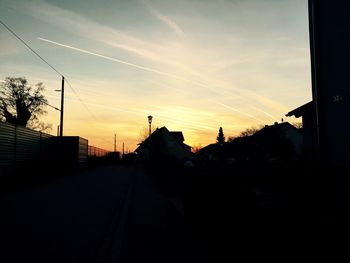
[0,165,191,263]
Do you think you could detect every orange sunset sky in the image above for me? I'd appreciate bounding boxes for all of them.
[0,0,311,151]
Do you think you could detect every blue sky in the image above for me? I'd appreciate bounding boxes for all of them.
[0,0,311,151]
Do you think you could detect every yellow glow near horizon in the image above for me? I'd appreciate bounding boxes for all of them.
[1,0,310,151]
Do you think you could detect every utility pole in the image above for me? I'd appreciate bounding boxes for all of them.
[114,134,116,152]
[59,76,64,137]
[57,125,60,136]
[122,142,125,156]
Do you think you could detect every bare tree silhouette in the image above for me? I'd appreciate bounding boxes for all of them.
[139,127,150,142]
[239,125,264,137]
[0,77,49,129]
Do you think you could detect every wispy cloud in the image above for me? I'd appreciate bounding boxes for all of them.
[50,90,220,133]
[24,1,288,114]
[248,105,278,121]
[17,0,183,67]
[37,37,278,123]
[140,0,185,38]
[2,0,311,150]
[37,37,219,91]
[38,37,177,77]
[217,102,266,124]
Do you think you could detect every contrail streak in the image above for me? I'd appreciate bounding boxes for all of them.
[248,105,277,122]
[38,37,275,123]
[38,37,175,75]
[37,37,214,91]
[217,102,265,124]
[140,0,185,37]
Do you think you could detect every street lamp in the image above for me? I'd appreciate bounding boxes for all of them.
[148,115,153,136]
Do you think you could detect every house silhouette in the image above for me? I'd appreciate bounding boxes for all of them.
[135,127,192,162]
[251,122,302,162]
[286,101,316,161]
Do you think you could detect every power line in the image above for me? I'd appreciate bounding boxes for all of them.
[0,19,100,126]
[0,19,63,77]
[2,20,119,149]
[64,78,99,121]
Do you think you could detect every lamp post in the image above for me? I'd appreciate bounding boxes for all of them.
[148,115,153,136]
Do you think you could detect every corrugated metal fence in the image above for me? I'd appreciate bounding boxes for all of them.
[1,122,111,170]
[88,145,110,157]
[0,122,53,167]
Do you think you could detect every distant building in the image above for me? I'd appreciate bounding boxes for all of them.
[135,127,192,162]
[197,122,303,164]
[286,101,316,161]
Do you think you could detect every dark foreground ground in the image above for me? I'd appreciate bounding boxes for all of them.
[148,161,350,259]
[0,162,349,262]
[0,165,191,263]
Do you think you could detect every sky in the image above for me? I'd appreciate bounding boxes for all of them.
[0,0,312,151]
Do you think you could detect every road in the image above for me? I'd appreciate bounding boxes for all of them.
[0,165,191,263]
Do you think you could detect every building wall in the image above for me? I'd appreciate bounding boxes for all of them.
[284,127,303,155]
[309,0,350,166]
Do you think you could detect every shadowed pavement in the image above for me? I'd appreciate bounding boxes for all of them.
[0,165,190,263]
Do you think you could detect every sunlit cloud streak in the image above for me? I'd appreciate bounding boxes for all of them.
[27,1,288,117]
[143,108,218,131]
[140,0,185,38]
[28,1,251,99]
[217,102,266,124]
[37,37,279,120]
[47,92,218,132]
[39,37,276,125]
[19,0,188,68]
[38,37,175,76]
[1,0,311,150]
[37,37,220,93]
[248,105,278,122]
